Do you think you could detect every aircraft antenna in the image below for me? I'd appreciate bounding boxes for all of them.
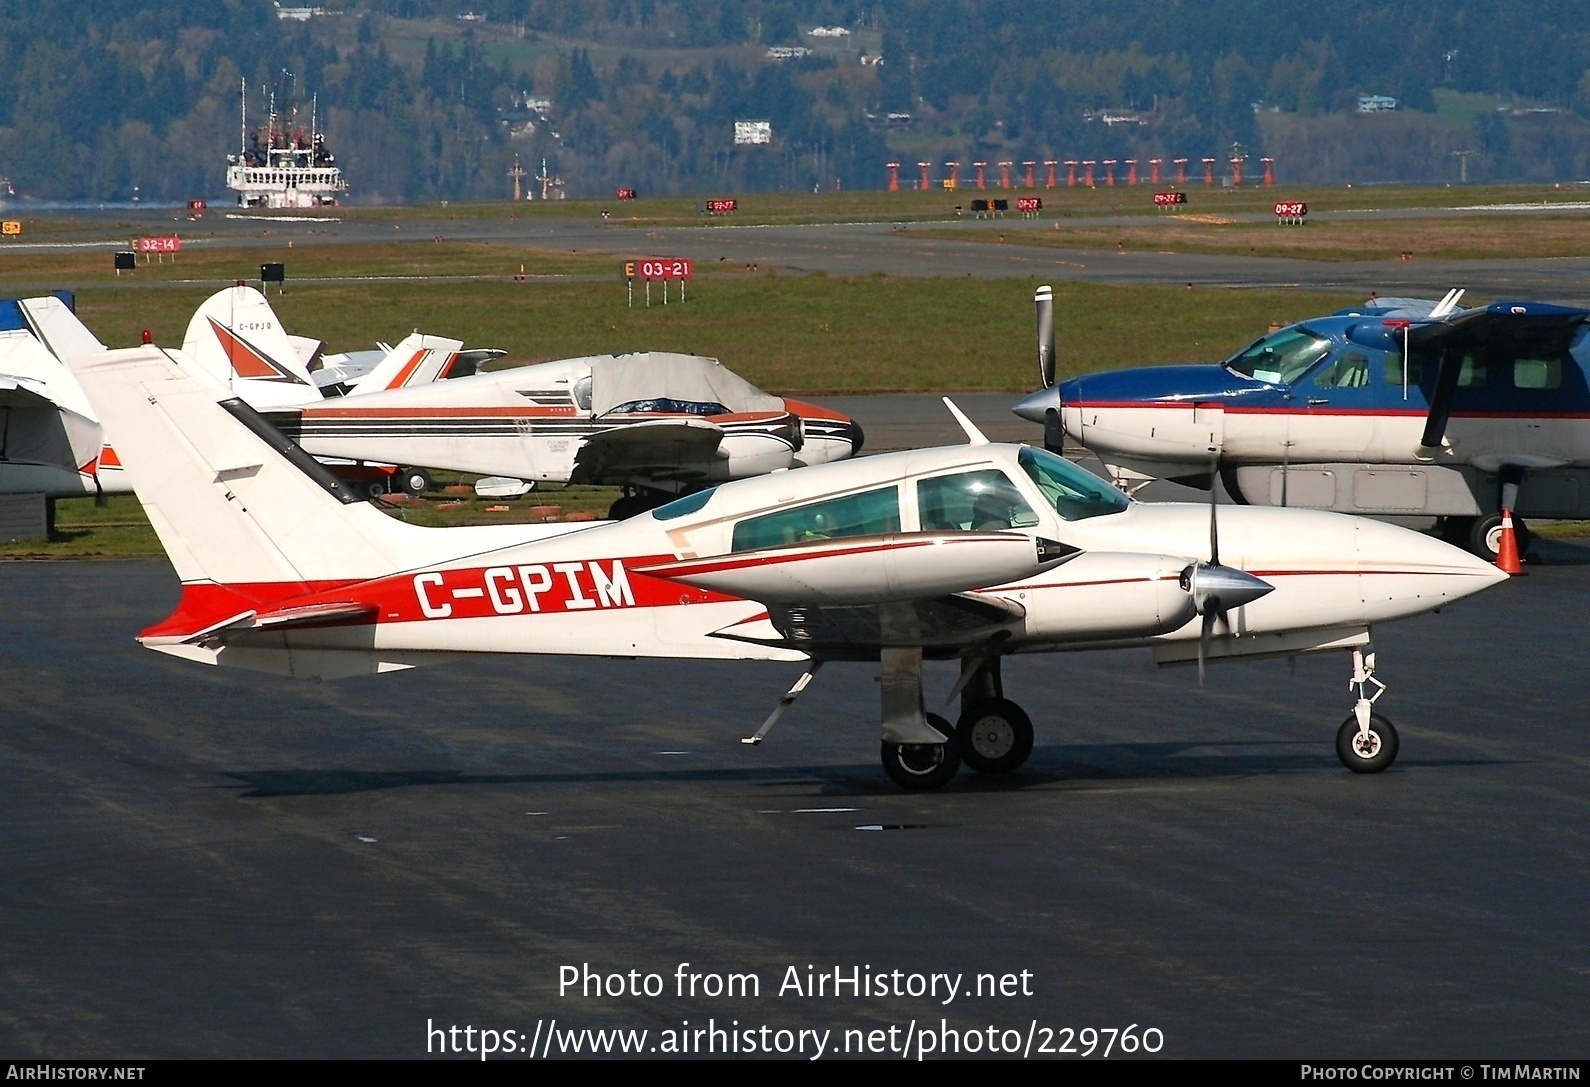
[941,397,989,445]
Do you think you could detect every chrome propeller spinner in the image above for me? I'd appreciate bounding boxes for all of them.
[1181,453,1275,684]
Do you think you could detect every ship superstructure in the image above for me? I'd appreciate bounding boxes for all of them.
[225,80,347,209]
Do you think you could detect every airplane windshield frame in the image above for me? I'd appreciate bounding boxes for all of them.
[1225,327,1333,385]
[1017,447,1130,522]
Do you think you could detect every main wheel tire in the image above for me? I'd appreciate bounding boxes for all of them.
[399,467,433,497]
[880,713,961,790]
[1468,513,1531,562]
[956,698,1035,774]
[1336,713,1399,774]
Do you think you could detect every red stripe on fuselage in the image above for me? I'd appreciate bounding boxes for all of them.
[1071,399,1590,420]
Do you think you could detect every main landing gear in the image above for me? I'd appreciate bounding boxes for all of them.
[877,648,1033,790]
[1336,644,1399,774]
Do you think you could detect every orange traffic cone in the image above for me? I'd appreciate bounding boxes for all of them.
[1495,508,1525,576]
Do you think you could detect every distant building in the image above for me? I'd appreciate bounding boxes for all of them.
[1083,109,1151,126]
[864,112,914,128]
[765,46,813,60]
[808,26,850,38]
[274,3,321,19]
[734,120,773,145]
[1357,95,1398,112]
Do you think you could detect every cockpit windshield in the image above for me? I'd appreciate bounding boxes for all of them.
[1225,327,1332,385]
[1017,447,1129,521]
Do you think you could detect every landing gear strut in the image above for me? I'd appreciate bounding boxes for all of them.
[877,647,961,789]
[952,654,1034,774]
[1337,644,1399,773]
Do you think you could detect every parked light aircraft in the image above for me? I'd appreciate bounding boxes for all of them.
[0,293,130,498]
[63,339,1507,788]
[186,285,862,511]
[1014,285,1590,559]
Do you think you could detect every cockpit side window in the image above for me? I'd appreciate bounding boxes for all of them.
[731,485,900,552]
[1017,447,1130,521]
[1226,328,1333,385]
[572,375,593,411]
[609,398,729,416]
[918,470,1039,532]
[1312,351,1371,388]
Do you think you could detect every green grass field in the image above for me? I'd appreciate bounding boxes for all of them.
[928,211,1590,262]
[68,275,1356,393]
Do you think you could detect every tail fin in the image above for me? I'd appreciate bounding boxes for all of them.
[19,294,107,360]
[64,343,429,590]
[347,331,465,394]
[181,285,321,408]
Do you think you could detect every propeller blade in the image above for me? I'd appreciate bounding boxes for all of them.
[1035,285,1056,389]
[1043,407,1065,453]
[1421,347,1461,449]
[1198,607,1216,686]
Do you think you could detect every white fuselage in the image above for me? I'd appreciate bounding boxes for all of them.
[155,444,1504,678]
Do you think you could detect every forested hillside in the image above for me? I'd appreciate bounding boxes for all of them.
[2,0,1588,203]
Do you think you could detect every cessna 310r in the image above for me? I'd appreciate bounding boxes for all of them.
[63,338,1506,788]
[185,285,861,512]
[1014,286,1590,560]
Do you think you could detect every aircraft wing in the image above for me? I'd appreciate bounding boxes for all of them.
[1415,301,1590,449]
[570,417,725,485]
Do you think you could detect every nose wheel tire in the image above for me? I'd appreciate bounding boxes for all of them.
[881,713,961,790]
[1336,713,1399,774]
[956,698,1034,774]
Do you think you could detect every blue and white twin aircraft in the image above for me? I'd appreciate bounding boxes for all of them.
[1014,287,1590,558]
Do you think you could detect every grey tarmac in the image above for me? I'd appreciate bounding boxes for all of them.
[0,555,1585,1058]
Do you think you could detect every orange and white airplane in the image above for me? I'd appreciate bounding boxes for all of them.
[184,285,861,508]
[63,338,1508,788]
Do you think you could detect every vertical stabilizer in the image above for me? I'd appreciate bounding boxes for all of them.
[347,332,466,394]
[181,285,321,409]
[63,344,424,588]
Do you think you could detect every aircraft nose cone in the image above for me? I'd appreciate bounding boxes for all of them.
[1353,519,1512,606]
[848,419,865,454]
[1011,386,1059,424]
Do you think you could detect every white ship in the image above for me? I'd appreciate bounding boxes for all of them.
[225,80,346,209]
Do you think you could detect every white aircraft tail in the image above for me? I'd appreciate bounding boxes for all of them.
[65,343,432,594]
[63,340,588,669]
[19,295,107,360]
[181,285,321,408]
[347,331,466,394]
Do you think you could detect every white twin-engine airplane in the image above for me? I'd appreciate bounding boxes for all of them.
[187,285,861,509]
[65,341,1508,790]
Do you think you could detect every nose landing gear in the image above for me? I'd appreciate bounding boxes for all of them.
[1337,645,1398,773]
